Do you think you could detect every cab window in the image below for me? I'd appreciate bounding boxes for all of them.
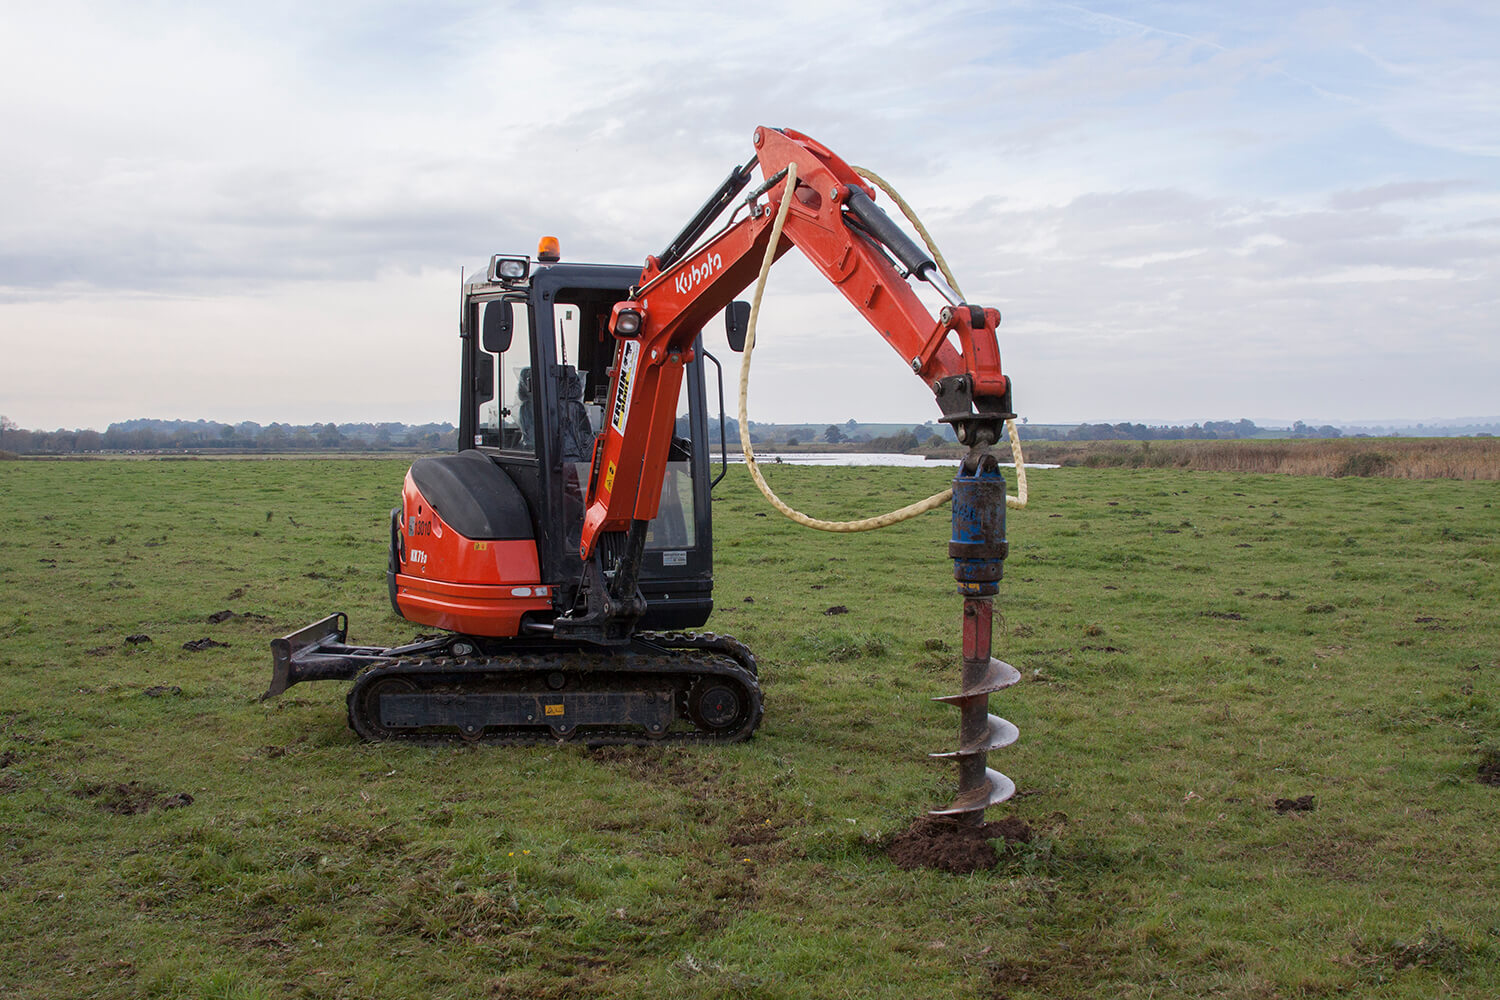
[475,302,534,452]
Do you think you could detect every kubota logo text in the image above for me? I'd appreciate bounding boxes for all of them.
[674,252,722,295]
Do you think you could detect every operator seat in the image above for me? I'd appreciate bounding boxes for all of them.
[557,365,594,463]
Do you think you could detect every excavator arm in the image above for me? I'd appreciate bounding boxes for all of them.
[578,127,1014,564]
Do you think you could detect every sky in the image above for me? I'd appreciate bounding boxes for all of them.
[2,1,1497,430]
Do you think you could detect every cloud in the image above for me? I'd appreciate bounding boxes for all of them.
[1327,180,1474,211]
[942,175,1500,422]
[2,269,459,429]
[1,1,1497,429]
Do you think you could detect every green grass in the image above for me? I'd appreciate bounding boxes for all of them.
[1,457,1497,998]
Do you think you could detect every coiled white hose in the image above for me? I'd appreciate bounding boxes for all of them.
[735,162,1029,532]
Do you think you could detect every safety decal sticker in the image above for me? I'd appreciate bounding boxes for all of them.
[611,340,640,435]
[604,461,616,493]
[544,704,565,717]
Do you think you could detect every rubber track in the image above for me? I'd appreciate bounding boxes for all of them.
[345,631,762,747]
[639,631,758,676]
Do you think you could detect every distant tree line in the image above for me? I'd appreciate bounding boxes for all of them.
[857,427,952,451]
[1340,422,1500,438]
[1051,419,1341,441]
[680,415,956,453]
[0,416,456,455]
[7,412,1495,459]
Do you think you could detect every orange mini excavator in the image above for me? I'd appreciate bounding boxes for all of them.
[265,127,1018,816]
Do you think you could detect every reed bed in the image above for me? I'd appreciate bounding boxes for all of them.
[1015,436,1500,479]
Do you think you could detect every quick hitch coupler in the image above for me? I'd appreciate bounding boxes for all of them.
[932,450,1020,823]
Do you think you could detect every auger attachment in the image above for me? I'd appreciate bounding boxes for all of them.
[934,451,1019,822]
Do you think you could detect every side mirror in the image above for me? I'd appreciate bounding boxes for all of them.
[725,300,751,352]
[482,301,514,353]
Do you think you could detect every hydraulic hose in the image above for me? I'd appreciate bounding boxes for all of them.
[735,163,1029,532]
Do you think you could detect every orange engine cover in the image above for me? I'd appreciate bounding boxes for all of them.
[393,470,551,637]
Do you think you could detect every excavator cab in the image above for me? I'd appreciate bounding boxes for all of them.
[386,256,719,637]
[265,250,762,743]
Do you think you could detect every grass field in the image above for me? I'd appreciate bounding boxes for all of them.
[1,456,1497,999]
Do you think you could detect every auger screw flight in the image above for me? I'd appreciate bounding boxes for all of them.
[933,447,1020,822]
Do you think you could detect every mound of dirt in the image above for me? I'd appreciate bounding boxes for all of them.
[1273,795,1316,813]
[182,637,229,651]
[207,609,272,624]
[73,781,194,816]
[887,814,1032,874]
[1478,751,1500,787]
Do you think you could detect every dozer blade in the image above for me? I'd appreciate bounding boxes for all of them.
[931,767,1015,817]
[263,612,398,700]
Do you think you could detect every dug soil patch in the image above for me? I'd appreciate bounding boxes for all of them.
[1478,750,1500,787]
[1274,794,1317,813]
[887,814,1032,873]
[73,781,194,815]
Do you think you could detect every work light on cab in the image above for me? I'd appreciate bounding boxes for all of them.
[611,304,644,337]
[489,255,528,282]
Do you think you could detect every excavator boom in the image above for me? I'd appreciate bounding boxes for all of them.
[579,126,1012,563]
